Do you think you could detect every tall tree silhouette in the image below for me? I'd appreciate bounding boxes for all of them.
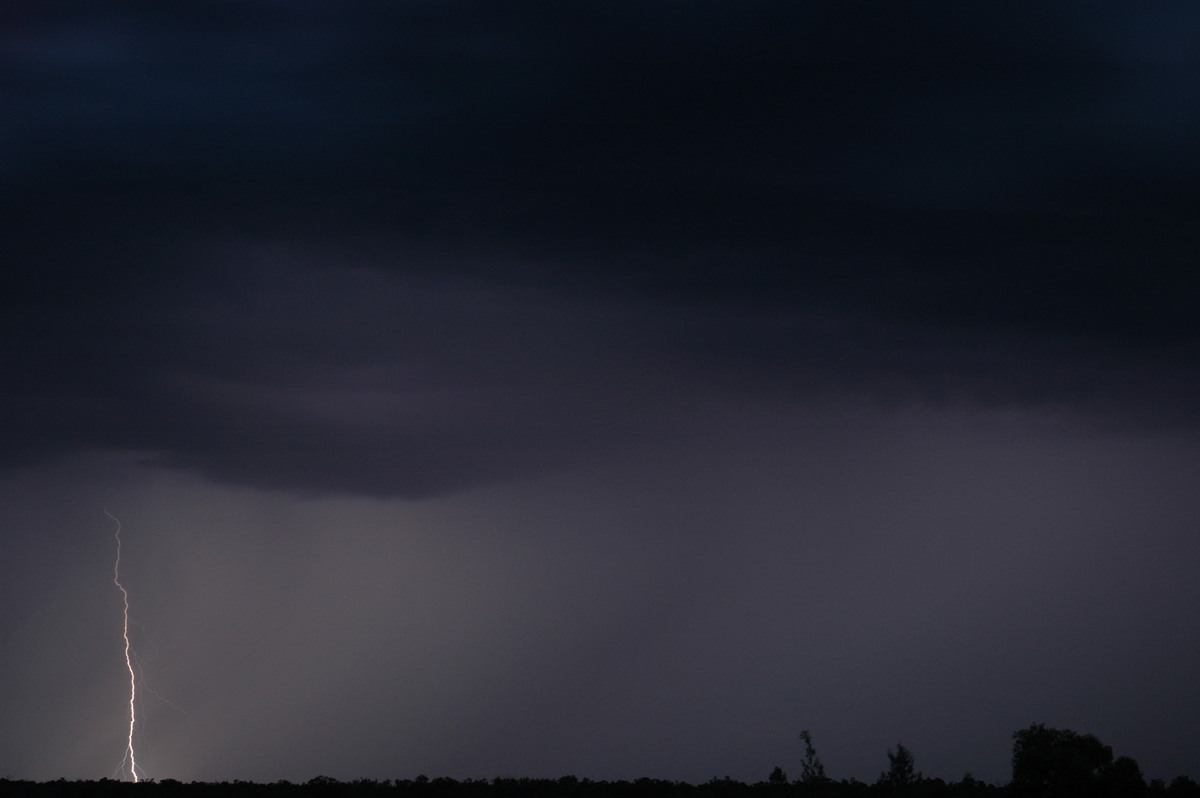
[799,730,827,785]
[878,743,919,789]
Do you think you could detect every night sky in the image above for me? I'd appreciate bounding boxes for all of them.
[3,1,1200,787]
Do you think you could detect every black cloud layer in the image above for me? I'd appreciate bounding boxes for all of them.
[5,1,1199,496]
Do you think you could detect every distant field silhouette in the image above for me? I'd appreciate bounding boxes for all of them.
[4,725,1197,798]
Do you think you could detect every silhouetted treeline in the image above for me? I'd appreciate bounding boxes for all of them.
[4,724,1197,798]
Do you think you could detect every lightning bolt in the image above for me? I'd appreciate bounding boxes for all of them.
[105,509,142,783]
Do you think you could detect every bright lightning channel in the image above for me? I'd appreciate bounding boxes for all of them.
[106,509,142,783]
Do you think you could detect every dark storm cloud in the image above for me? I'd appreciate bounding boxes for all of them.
[5,1,1199,497]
